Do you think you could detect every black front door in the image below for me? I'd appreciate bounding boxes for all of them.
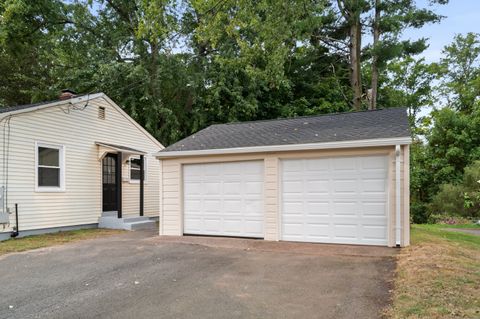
[102,153,117,211]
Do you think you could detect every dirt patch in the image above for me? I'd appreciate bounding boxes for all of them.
[385,226,480,318]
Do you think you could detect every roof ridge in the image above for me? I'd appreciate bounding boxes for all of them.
[211,107,407,127]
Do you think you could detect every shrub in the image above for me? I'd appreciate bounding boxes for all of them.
[429,161,480,219]
[410,202,430,224]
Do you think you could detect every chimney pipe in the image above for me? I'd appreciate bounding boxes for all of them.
[59,89,77,100]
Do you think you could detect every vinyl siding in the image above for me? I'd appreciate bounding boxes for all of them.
[0,96,162,233]
[159,146,410,247]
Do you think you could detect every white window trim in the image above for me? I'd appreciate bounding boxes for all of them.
[35,141,66,192]
[128,155,147,184]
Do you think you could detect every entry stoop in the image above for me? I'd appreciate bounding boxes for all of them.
[98,212,157,231]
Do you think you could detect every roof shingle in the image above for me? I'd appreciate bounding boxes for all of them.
[161,107,411,152]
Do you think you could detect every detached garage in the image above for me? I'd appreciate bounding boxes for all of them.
[156,108,411,247]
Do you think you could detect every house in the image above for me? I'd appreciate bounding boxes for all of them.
[0,91,163,240]
[156,108,411,247]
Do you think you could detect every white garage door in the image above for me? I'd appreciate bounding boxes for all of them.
[183,161,264,238]
[281,156,388,246]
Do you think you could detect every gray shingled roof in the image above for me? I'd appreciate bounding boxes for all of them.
[161,107,410,152]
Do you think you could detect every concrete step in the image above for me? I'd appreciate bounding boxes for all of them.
[123,220,157,231]
[101,211,118,218]
[123,217,150,223]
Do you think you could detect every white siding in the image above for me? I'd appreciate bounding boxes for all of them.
[0,96,163,233]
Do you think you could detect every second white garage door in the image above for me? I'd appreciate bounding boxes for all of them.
[281,156,389,246]
[183,161,264,238]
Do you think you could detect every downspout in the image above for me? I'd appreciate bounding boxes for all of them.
[395,145,401,246]
[10,203,19,238]
[139,155,144,217]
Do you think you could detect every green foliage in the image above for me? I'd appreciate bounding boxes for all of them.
[430,161,480,219]
[426,107,480,187]
[379,56,435,128]
[1,0,478,226]
[436,32,480,112]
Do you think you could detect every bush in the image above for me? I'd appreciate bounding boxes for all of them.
[427,215,473,225]
[410,202,430,224]
[429,161,480,219]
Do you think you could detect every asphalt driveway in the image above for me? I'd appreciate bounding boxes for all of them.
[0,231,396,319]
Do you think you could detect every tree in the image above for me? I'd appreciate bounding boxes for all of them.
[379,56,435,129]
[367,0,448,110]
[337,0,368,110]
[437,32,480,113]
[0,0,75,105]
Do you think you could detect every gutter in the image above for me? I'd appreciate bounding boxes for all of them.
[156,137,412,158]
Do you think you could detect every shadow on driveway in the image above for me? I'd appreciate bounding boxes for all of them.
[0,231,396,319]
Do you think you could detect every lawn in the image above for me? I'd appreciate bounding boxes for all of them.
[386,224,480,318]
[0,228,124,256]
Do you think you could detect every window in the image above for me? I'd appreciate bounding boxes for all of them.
[129,156,147,182]
[36,143,65,191]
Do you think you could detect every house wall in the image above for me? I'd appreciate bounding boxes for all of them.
[159,145,410,247]
[0,96,162,234]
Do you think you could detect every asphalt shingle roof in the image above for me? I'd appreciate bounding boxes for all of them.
[161,107,411,152]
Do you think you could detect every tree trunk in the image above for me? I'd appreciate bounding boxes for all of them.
[370,0,380,110]
[150,39,159,99]
[350,15,362,110]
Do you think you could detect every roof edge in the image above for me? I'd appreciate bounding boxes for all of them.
[100,95,165,149]
[0,93,105,117]
[156,136,412,158]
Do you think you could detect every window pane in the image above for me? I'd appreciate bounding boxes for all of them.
[38,167,60,187]
[130,158,141,169]
[130,169,141,180]
[39,147,59,166]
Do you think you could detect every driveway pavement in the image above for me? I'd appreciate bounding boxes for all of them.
[0,231,396,319]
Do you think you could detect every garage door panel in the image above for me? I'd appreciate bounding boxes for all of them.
[362,179,387,193]
[183,161,264,238]
[332,158,357,170]
[223,200,242,213]
[282,181,303,193]
[245,199,263,214]
[361,156,388,169]
[245,181,263,194]
[333,225,358,239]
[305,180,330,193]
[305,224,330,238]
[332,201,357,216]
[362,202,387,216]
[305,202,330,215]
[362,225,387,240]
[204,200,221,213]
[281,156,388,246]
[305,158,330,171]
[223,182,242,195]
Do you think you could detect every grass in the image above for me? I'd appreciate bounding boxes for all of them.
[0,228,124,256]
[386,224,480,318]
[436,223,480,229]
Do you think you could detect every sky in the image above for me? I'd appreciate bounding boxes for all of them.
[402,0,480,63]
